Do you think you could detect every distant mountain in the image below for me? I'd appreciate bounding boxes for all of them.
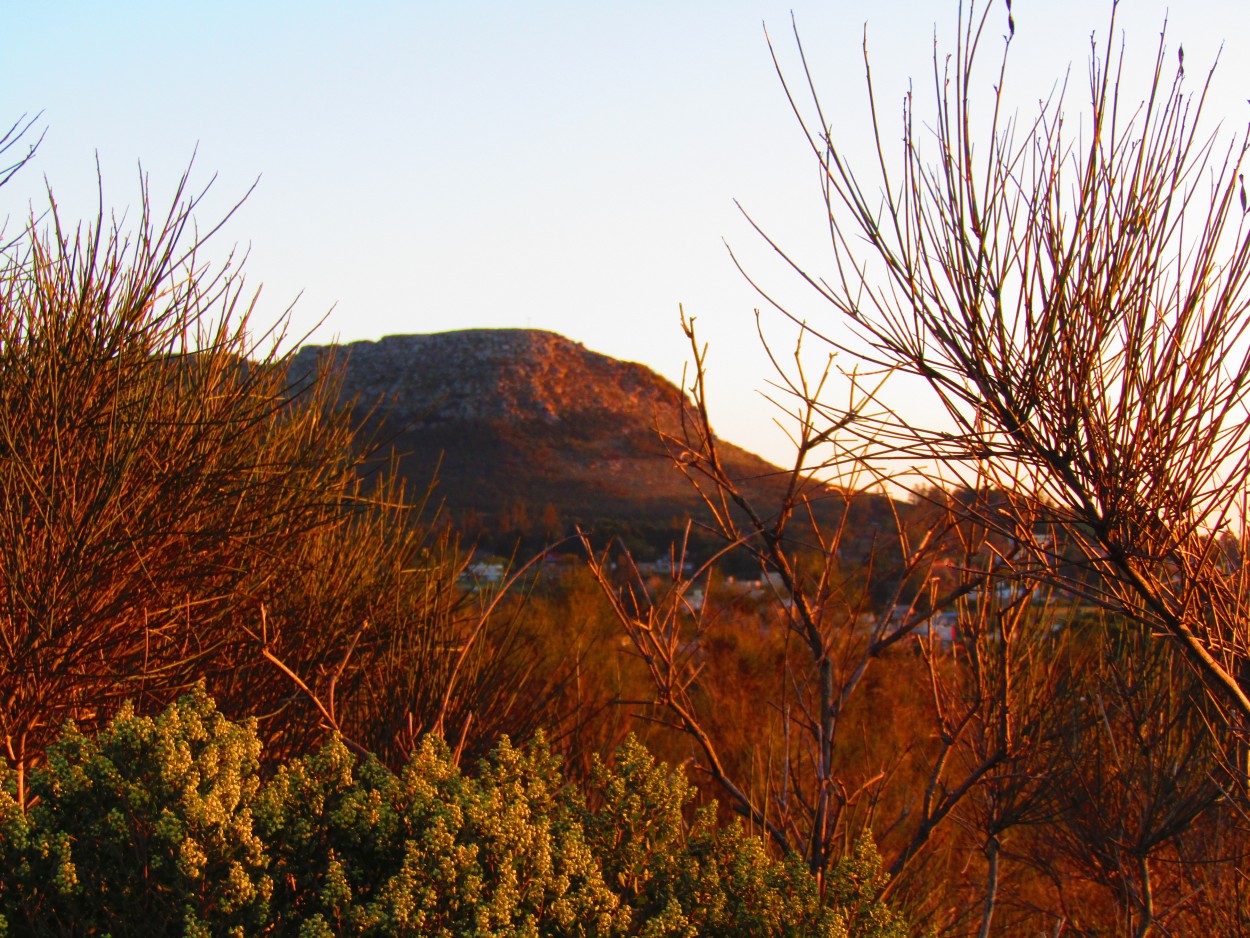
[288,329,799,549]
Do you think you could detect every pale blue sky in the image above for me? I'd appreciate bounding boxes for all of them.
[3,2,1247,466]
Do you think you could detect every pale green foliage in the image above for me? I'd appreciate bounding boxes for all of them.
[0,692,911,936]
[582,736,905,938]
[256,733,625,936]
[824,837,908,938]
[0,759,28,937]
[7,685,272,935]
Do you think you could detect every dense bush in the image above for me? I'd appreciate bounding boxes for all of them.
[0,151,576,783]
[0,688,907,937]
[0,689,271,936]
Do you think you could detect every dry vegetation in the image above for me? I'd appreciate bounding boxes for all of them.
[5,2,1250,934]
[583,2,1250,934]
[0,122,577,810]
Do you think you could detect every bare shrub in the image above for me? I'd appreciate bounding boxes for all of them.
[751,1,1250,769]
[0,152,562,795]
[594,2,1250,931]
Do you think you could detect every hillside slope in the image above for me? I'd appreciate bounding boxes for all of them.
[289,329,786,539]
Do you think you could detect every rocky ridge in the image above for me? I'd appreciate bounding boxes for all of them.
[291,329,688,431]
[289,328,782,539]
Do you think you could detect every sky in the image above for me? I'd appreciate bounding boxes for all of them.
[3,1,1248,468]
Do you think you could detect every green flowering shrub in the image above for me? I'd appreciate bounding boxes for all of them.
[823,838,908,938]
[0,690,910,937]
[3,687,271,936]
[582,737,904,938]
[0,760,30,937]
[255,733,625,936]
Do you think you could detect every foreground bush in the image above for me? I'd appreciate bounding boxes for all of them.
[0,689,907,937]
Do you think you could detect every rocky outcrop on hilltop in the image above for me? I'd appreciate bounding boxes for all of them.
[292,330,687,430]
[288,328,781,537]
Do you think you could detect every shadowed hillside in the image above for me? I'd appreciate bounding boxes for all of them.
[288,329,862,552]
